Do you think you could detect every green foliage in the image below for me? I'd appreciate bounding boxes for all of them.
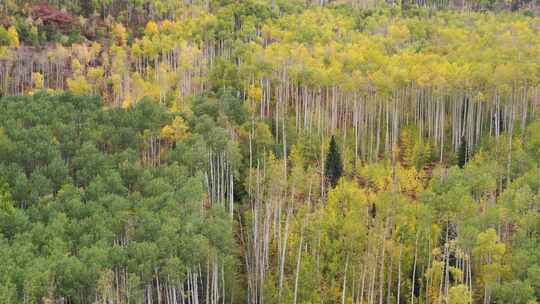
[525,122,540,163]
[210,58,241,91]
[493,280,536,304]
[0,93,235,302]
[1,1,540,304]
[400,126,434,169]
[0,27,11,46]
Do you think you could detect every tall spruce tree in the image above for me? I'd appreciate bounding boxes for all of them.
[458,136,468,168]
[325,136,343,188]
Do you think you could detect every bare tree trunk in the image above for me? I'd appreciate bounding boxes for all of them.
[293,222,305,304]
[342,254,350,304]
[397,242,402,304]
[411,232,419,304]
[278,205,292,301]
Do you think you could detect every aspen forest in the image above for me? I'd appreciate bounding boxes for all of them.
[1,0,540,303]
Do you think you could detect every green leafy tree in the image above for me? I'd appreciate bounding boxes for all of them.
[493,280,536,304]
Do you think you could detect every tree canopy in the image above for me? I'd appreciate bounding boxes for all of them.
[0,0,539,303]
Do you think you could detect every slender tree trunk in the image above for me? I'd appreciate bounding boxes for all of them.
[342,254,350,304]
[293,222,305,304]
[397,242,402,304]
[411,232,419,304]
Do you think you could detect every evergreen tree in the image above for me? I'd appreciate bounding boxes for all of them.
[458,136,467,168]
[325,136,343,188]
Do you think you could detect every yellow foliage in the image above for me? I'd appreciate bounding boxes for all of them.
[71,58,83,75]
[161,116,190,142]
[448,285,471,304]
[122,97,132,109]
[388,23,410,44]
[7,26,19,48]
[112,23,128,46]
[110,74,122,91]
[88,67,104,82]
[397,166,423,194]
[248,85,262,103]
[90,42,102,59]
[67,76,91,96]
[32,72,44,90]
[161,20,175,32]
[327,179,367,214]
[145,21,159,37]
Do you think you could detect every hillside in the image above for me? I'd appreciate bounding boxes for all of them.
[0,1,540,304]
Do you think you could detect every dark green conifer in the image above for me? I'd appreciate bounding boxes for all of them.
[458,136,468,168]
[325,136,343,188]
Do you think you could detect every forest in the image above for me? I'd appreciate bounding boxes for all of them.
[1,0,540,303]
